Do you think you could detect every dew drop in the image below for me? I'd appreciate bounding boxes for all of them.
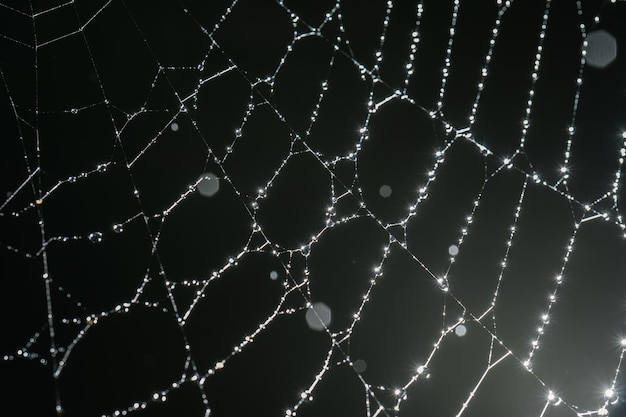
[547,391,561,405]
[113,224,124,234]
[417,365,430,378]
[88,232,103,243]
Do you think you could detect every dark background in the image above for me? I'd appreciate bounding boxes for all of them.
[2,0,626,416]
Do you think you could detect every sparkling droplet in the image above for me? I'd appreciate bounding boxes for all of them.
[417,365,430,378]
[88,232,103,243]
[547,391,561,405]
[605,388,619,403]
[113,224,124,233]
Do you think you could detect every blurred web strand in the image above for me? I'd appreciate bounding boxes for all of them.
[1,0,626,416]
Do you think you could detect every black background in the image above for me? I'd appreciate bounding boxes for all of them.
[2,0,626,416]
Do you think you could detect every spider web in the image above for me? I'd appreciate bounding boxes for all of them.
[2,0,626,416]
